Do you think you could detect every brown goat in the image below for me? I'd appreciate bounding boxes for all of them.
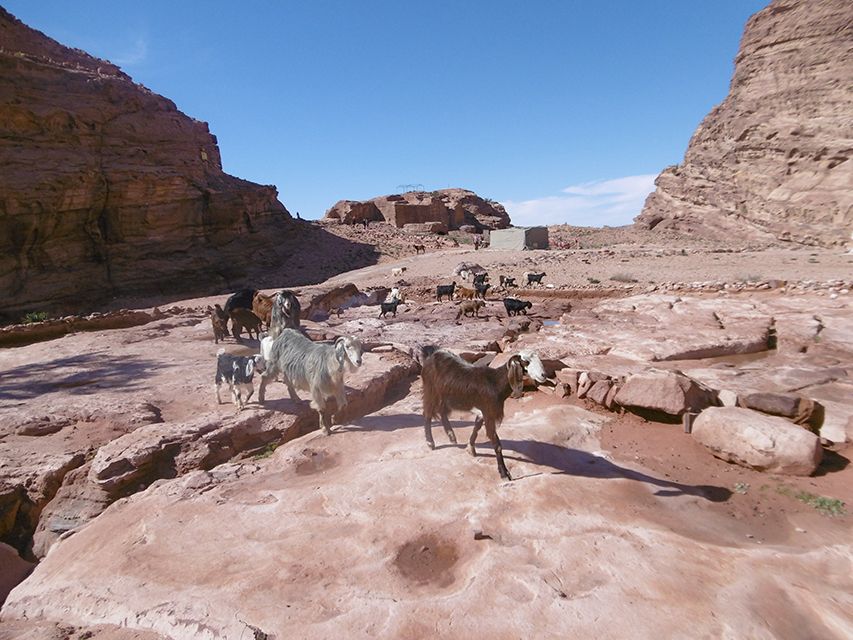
[456,286,476,300]
[207,304,229,344]
[455,300,485,319]
[229,307,262,341]
[420,346,534,480]
[252,292,274,328]
[413,244,426,254]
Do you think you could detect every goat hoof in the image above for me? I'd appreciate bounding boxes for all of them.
[467,445,476,457]
[426,441,435,450]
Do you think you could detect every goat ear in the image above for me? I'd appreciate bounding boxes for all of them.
[507,356,525,398]
[334,337,347,364]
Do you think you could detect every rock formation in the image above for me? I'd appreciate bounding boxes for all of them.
[324,188,511,231]
[636,0,853,247]
[0,8,300,322]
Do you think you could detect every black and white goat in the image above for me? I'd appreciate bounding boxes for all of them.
[259,330,364,434]
[215,349,265,411]
[503,297,533,316]
[419,347,547,480]
[499,275,516,288]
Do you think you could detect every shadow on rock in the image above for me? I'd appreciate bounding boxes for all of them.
[501,439,732,502]
[0,352,167,401]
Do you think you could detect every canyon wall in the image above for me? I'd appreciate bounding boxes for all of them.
[636,0,853,247]
[0,8,298,321]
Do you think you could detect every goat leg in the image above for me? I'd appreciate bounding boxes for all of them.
[424,416,435,450]
[485,418,511,480]
[257,374,269,403]
[215,382,223,404]
[319,406,333,435]
[439,412,457,445]
[283,376,302,402]
[468,413,483,456]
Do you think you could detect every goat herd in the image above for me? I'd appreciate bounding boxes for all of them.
[208,273,548,479]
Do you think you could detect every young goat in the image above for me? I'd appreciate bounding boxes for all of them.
[499,275,516,288]
[413,244,426,254]
[207,304,229,343]
[259,330,364,434]
[474,282,491,299]
[391,266,407,277]
[419,347,547,480]
[215,349,265,411]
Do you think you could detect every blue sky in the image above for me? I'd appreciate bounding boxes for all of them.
[5,1,769,226]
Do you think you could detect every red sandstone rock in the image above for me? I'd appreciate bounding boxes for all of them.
[636,0,853,248]
[324,188,510,231]
[0,8,301,322]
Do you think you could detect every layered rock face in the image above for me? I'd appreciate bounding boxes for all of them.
[636,0,853,247]
[0,9,297,321]
[324,188,511,231]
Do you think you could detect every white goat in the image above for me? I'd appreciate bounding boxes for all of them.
[259,330,364,434]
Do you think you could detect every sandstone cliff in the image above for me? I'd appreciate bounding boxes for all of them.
[324,188,511,231]
[0,8,300,321]
[636,0,853,247]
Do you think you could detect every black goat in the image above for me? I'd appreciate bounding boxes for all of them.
[499,275,516,288]
[419,346,546,480]
[503,297,533,316]
[525,272,546,286]
[474,282,491,300]
[379,299,403,318]
[436,282,457,302]
[224,288,257,315]
[472,272,488,285]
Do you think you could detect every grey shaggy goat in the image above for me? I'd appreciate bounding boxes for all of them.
[258,329,363,434]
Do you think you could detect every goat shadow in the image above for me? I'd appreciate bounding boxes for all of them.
[498,438,731,502]
[0,351,167,402]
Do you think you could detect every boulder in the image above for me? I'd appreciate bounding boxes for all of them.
[402,221,447,234]
[0,542,34,607]
[614,370,718,419]
[586,379,613,406]
[691,407,823,475]
[324,189,510,231]
[739,392,821,431]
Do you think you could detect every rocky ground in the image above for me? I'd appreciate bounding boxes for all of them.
[1,224,851,639]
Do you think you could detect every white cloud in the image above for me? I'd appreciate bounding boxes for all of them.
[111,36,148,66]
[501,174,658,228]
